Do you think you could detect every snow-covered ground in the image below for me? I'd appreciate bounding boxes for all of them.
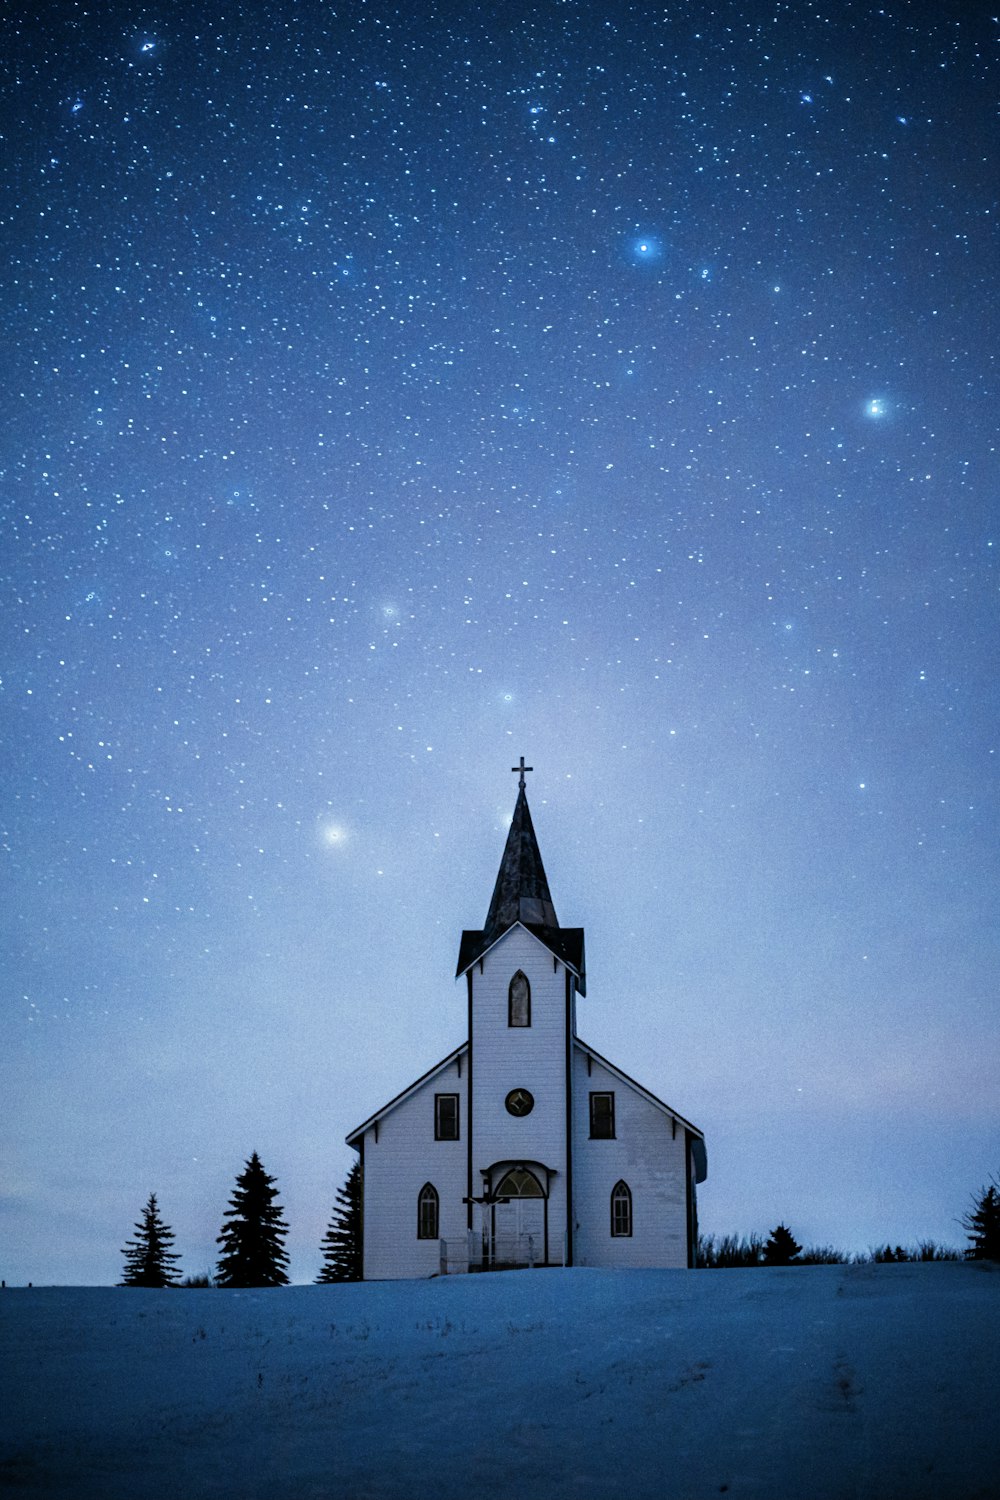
[1,1262,997,1499]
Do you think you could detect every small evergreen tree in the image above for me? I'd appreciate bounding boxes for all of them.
[119,1193,181,1287]
[316,1161,363,1282]
[961,1177,1000,1261]
[762,1223,802,1266]
[216,1152,290,1287]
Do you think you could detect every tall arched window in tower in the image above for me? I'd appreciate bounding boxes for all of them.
[508,970,531,1027]
[417,1183,439,1239]
[611,1180,633,1237]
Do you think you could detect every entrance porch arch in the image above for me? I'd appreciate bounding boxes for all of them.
[478,1160,556,1267]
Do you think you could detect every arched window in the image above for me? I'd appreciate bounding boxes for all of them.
[496,1167,544,1198]
[611,1180,632,1238]
[417,1183,439,1239]
[508,970,531,1027]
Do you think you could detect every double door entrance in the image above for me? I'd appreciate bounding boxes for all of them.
[483,1166,547,1268]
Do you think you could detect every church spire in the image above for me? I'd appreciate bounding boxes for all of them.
[483,777,559,943]
[456,764,585,993]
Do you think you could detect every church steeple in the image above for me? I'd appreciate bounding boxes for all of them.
[483,782,559,942]
[456,764,585,993]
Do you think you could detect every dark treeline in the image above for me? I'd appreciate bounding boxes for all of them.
[696,1231,962,1268]
[697,1175,1000,1268]
[114,1166,998,1286]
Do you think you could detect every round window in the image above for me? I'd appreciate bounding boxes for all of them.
[505,1087,534,1117]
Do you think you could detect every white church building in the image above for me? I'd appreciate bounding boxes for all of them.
[346,762,707,1277]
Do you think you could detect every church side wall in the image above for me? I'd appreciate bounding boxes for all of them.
[472,927,573,1261]
[360,1056,468,1281]
[572,1051,690,1270]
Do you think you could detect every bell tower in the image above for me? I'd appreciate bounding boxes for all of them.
[455,761,585,1267]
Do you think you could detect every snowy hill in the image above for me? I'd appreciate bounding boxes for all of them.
[2,1263,997,1499]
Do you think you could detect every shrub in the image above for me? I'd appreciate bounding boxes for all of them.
[697,1233,764,1268]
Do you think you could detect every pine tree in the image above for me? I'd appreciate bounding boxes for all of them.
[762,1223,802,1266]
[119,1193,181,1287]
[961,1177,1000,1261]
[316,1161,363,1282]
[215,1152,290,1287]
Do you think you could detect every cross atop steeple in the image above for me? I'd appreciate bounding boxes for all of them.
[512,756,533,789]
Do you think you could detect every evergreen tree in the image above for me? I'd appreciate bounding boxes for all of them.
[762,1223,802,1266]
[960,1177,1000,1261]
[316,1160,363,1282]
[119,1193,181,1287]
[216,1152,290,1287]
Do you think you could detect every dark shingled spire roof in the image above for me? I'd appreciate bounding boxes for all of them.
[483,783,558,940]
[456,782,585,992]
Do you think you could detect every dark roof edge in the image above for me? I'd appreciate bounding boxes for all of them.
[345,1041,468,1146]
[456,921,586,994]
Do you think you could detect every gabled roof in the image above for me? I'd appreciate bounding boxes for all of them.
[456,922,586,992]
[456,782,586,992]
[575,1037,708,1183]
[345,1033,706,1184]
[345,1042,467,1147]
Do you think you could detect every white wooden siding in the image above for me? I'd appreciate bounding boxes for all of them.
[571,1049,690,1269]
[470,927,573,1255]
[353,926,704,1277]
[360,1055,467,1281]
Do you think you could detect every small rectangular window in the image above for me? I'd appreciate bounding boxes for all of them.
[435,1093,459,1140]
[589,1091,615,1139]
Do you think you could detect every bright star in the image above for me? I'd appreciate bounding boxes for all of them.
[630,236,662,263]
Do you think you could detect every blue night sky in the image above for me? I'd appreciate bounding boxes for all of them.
[3,0,997,1284]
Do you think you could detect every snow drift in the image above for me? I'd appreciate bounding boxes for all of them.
[2,1262,997,1499]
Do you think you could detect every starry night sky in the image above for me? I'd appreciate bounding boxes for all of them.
[4,0,998,1284]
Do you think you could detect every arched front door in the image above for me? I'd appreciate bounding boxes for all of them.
[492,1167,545,1266]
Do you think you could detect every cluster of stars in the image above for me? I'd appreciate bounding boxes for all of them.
[2,0,997,1282]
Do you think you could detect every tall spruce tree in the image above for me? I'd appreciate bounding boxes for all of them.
[961,1176,1000,1261]
[316,1161,363,1282]
[216,1152,290,1287]
[119,1193,181,1287]
[762,1223,802,1266]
